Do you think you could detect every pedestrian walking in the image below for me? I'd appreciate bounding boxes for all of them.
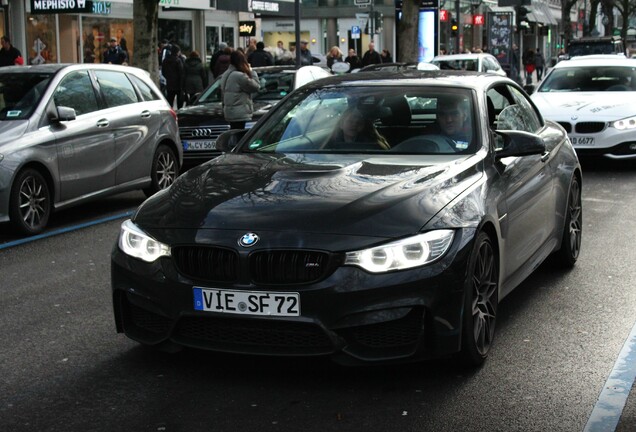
[248,41,274,67]
[535,48,545,81]
[0,35,23,66]
[213,46,232,79]
[183,50,208,105]
[345,48,361,71]
[522,48,536,85]
[299,40,313,66]
[209,42,228,79]
[219,50,260,130]
[326,46,343,70]
[361,42,382,67]
[162,44,185,109]
[103,37,127,65]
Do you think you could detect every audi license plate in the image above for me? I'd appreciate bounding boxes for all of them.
[569,136,595,146]
[184,140,216,151]
[193,288,300,316]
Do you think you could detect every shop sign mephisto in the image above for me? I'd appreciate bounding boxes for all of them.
[30,0,94,14]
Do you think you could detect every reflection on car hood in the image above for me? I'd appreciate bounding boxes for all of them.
[177,101,273,127]
[532,92,634,120]
[134,152,481,238]
[0,120,29,145]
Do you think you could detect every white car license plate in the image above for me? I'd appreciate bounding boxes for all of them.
[569,136,595,146]
[193,288,300,316]
[184,140,216,151]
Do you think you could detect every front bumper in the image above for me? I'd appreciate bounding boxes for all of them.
[111,228,476,364]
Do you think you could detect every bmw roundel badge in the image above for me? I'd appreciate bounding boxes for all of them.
[239,233,259,247]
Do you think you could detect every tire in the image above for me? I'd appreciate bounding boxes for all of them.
[144,144,179,198]
[457,231,499,367]
[9,168,51,236]
[552,176,582,268]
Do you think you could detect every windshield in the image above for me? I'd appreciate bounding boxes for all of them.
[197,71,295,105]
[538,66,636,92]
[240,85,477,155]
[0,72,54,120]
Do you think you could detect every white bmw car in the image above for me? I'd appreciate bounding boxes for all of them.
[530,56,636,159]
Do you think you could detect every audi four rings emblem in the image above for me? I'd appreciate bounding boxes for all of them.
[191,128,212,137]
[239,233,259,247]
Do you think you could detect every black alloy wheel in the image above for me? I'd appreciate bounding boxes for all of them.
[9,168,51,236]
[144,144,179,197]
[553,176,582,268]
[458,231,499,367]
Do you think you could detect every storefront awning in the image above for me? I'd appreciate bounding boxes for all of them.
[528,1,558,26]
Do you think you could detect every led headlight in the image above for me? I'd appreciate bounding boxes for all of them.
[118,219,170,262]
[612,115,636,130]
[344,230,455,273]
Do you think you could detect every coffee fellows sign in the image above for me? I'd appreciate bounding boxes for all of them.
[30,0,93,14]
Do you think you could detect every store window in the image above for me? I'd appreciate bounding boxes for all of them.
[159,19,193,55]
[206,26,219,60]
[82,17,133,64]
[25,14,57,64]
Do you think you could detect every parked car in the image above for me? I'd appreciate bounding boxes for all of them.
[431,53,507,76]
[112,70,582,367]
[177,65,331,168]
[0,64,182,235]
[353,62,419,73]
[530,56,636,160]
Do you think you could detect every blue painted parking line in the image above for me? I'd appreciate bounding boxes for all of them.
[0,211,133,250]
[584,321,636,432]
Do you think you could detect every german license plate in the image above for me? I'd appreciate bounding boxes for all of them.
[184,140,216,151]
[193,288,300,316]
[569,136,595,146]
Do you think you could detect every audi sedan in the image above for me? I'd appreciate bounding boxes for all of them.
[177,65,331,169]
[530,56,636,159]
[112,70,582,366]
[0,64,181,235]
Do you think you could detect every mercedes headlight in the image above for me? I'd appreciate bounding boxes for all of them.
[344,230,455,273]
[612,115,636,130]
[118,219,170,262]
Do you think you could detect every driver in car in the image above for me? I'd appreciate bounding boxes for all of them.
[433,95,472,150]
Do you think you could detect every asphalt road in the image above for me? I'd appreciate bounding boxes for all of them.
[1,158,635,432]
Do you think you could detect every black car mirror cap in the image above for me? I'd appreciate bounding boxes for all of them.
[216,129,249,152]
[494,130,546,159]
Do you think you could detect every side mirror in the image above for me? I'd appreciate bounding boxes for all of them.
[216,129,249,152]
[495,130,546,159]
[50,106,76,123]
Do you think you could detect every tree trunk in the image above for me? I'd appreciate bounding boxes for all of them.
[133,0,160,86]
[396,0,419,63]
[588,0,600,35]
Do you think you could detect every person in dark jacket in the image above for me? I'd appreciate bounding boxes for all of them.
[213,46,232,80]
[535,48,545,81]
[103,37,127,64]
[219,50,260,129]
[162,44,185,108]
[0,35,23,67]
[344,48,361,71]
[361,42,382,67]
[299,40,313,66]
[248,41,274,67]
[209,42,227,78]
[183,50,208,105]
[380,49,393,63]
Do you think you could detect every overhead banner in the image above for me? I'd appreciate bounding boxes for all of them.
[30,0,93,14]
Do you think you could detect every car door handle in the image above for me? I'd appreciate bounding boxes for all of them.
[96,119,109,128]
[140,110,151,118]
[540,151,550,163]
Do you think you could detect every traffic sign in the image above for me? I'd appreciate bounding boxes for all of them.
[352,25,361,39]
[354,0,372,5]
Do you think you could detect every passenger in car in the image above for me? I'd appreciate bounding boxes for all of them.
[325,107,390,150]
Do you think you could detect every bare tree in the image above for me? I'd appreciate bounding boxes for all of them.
[600,0,616,35]
[561,0,581,48]
[396,0,419,63]
[613,0,636,42]
[133,0,160,85]
[587,0,601,35]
